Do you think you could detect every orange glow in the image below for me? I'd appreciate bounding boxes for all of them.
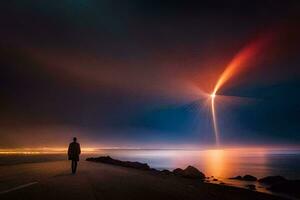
[212,38,268,96]
[170,147,270,178]
[0,147,98,154]
[203,149,225,177]
[201,148,268,178]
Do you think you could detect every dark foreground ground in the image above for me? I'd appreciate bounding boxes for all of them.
[0,160,288,200]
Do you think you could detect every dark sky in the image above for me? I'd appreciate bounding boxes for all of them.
[1,0,300,148]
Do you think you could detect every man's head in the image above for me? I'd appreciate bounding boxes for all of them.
[73,137,77,142]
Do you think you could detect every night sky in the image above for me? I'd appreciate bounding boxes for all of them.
[1,1,300,148]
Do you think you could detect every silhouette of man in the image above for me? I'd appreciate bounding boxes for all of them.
[68,137,81,174]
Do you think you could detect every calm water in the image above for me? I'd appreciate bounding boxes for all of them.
[92,148,300,180]
[1,148,300,180]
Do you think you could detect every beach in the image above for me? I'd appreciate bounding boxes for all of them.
[0,159,287,200]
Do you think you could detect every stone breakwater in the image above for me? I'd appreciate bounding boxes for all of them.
[86,156,205,180]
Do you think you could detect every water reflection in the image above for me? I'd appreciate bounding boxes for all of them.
[202,149,225,177]
[94,148,300,179]
[200,149,269,178]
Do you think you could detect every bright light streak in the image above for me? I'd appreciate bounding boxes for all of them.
[210,37,270,146]
[211,94,220,146]
[213,41,261,95]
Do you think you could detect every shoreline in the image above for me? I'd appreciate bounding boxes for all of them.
[87,156,299,199]
[1,160,287,200]
[1,154,299,199]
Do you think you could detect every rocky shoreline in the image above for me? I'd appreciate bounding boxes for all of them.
[87,156,300,199]
[230,174,300,198]
[86,156,206,180]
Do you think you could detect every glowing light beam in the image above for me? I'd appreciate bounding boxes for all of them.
[210,36,271,146]
[211,94,220,146]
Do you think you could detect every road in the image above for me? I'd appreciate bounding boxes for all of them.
[0,160,286,200]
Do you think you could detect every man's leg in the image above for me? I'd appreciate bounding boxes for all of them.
[74,161,78,173]
[71,160,75,174]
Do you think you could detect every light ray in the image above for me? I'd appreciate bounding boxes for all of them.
[211,95,220,146]
[210,36,272,146]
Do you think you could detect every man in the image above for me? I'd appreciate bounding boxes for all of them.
[68,137,81,174]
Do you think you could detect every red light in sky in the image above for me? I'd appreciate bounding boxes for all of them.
[210,36,272,146]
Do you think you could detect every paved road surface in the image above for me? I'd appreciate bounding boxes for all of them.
[0,160,286,200]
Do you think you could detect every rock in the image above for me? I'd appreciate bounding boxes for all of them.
[219,182,225,185]
[124,161,150,170]
[246,184,256,190]
[269,180,300,198]
[86,156,150,170]
[161,169,172,175]
[229,175,257,181]
[213,178,218,181]
[243,175,257,181]
[173,168,184,176]
[229,176,243,180]
[258,176,286,185]
[182,165,205,180]
[150,168,160,174]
